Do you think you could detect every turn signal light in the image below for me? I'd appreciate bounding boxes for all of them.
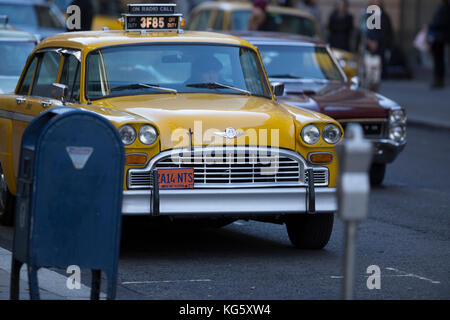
[125,153,148,165]
[180,18,186,27]
[308,153,333,164]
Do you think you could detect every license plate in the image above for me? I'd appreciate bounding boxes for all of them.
[157,168,194,189]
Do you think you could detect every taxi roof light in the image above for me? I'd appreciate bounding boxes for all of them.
[122,3,184,34]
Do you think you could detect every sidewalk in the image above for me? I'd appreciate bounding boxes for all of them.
[380,68,450,130]
[0,247,103,300]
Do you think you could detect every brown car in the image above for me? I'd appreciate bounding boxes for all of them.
[231,31,406,185]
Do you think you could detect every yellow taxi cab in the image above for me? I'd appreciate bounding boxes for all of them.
[187,1,359,79]
[0,4,343,249]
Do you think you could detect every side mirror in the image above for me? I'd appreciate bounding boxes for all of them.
[51,83,68,104]
[271,82,285,97]
[350,76,360,89]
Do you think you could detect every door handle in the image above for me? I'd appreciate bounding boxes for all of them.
[16,97,26,105]
[41,100,52,108]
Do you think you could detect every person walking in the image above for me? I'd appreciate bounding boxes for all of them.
[296,0,323,32]
[248,0,276,31]
[327,0,353,52]
[428,0,450,89]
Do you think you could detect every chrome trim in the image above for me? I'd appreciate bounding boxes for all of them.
[128,147,329,189]
[122,187,337,215]
[0,109,34,123]
[371,138,406,148]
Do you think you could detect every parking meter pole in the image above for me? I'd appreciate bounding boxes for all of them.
[343,221,357,300]
[337,124,372,300]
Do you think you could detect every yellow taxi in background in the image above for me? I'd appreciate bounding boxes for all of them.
[187,1,359,78]
[53,0,125,30]
[0,4,343,250]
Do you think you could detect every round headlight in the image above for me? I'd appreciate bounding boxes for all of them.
[323,124,342,144]
[389,125,406,142]
[119,125,136,145]
[138,125,158,145]
[390,109,406,123]
[301,124,320,145]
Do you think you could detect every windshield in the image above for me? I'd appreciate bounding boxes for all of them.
[258,45,344,81]
[0,4,64,29]
[0,41,35,76]
[86,44,271,100]
[231,11,317,37]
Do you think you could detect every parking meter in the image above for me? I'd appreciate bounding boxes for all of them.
[336,123,372,300]
[10,107,124,300]
[337,124,372,221]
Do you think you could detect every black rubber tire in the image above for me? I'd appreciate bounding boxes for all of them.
[370,163,386,186]
[0,164,15,226]
[285,213,334,250]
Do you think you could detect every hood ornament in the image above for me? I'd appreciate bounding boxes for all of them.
[215,127,247,139]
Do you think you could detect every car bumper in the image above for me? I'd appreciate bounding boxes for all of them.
[122,187,337,216]
[372,139,406,164]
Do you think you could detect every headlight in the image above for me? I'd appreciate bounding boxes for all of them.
[389,109,406,124]
[389,125,406,143]
[301,124,320,145]
[339,59,347,68]
[322,124,342,144]
[119,125,136,145]
[138,125,158,145]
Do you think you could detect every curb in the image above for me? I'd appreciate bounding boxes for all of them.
[407,117,450,131]
[0,247,105,300]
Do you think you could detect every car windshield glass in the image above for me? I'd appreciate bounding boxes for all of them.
[0,4,63,29]
[86,44,271,100]
[0,41,35,76]
[259,45,344,81]
[231,11,317,37]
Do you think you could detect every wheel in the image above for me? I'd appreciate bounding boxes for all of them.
[370,163,386,186]
[0,164,15,226]
[285,213,334,249]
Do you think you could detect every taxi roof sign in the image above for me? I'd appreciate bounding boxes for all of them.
[123,4,183,33]
[128,3,176,14]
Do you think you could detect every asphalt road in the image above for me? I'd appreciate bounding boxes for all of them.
[0,125,449,299]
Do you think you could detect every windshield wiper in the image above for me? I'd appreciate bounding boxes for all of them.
[269,74,303,79]
[186,82,250,96]
[111,83,177,94]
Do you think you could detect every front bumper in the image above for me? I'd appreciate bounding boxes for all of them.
[371,139,406,164]
[122,187,337,216]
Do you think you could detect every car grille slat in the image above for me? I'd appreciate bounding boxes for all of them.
[341,121,387,138]
[128,148,329,189]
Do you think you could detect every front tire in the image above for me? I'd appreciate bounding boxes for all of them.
[285,213,334,249]
[370,163,386,186]
[0,165,15,226]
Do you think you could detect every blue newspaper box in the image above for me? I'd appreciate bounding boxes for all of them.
[10,107,124,300]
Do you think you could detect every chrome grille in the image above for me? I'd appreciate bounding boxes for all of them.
[341,121,387,138]
[128,148,329,189]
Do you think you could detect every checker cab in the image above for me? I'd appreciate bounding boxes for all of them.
[0,4,343,249]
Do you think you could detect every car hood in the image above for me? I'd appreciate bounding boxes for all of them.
[91,93,321,151]
[277,80,391,119]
